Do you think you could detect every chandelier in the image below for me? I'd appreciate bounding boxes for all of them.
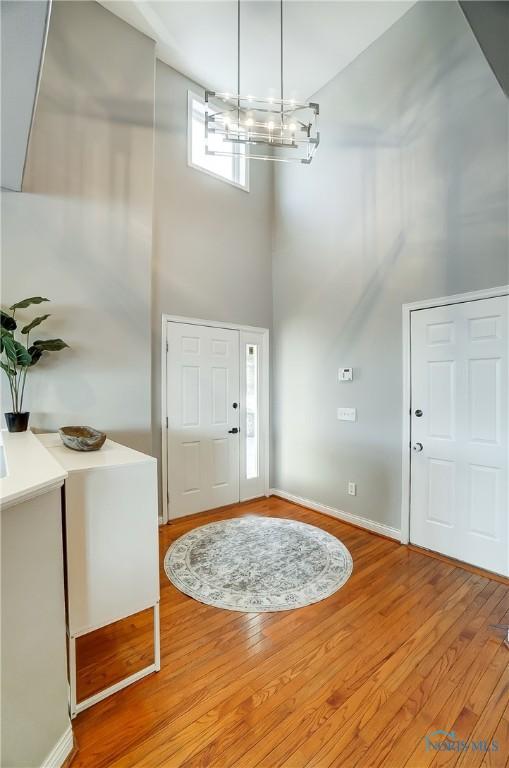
[205,0,320,165]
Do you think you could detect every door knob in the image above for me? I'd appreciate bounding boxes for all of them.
[412,442,423,452]
[414,409,423,417]
[228,428,239,434]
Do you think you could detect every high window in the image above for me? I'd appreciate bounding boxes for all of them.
[188,92,248,191]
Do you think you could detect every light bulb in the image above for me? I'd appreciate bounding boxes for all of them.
[289,122,296,132]
[224,116,231,126]
[246,117,254,127]
[268,121,275,130]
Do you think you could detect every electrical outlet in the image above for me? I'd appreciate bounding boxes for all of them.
[338,367,353,382]
[348,482,357,496]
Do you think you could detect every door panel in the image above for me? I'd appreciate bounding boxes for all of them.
[182,441,200,494]
[427,321,454,345]
[427,459,455,527]
[211,367,228,425]
[211,438,229,487]
[409,296,508,576]
[182,366,200,426]
[182,335,200,354]
[468,358,500,443]
[428,360,455,438]
[167,323,240,518]
[468,465,498,539]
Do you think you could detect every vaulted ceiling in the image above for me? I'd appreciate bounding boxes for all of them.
[98,1,416,102]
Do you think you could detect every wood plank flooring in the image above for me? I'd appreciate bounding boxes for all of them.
[72,497,509,767]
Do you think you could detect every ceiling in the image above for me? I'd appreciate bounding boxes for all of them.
[98,1,416,102]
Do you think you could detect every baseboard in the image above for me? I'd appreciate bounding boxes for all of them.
[41,724,74,768]
[240,493,268,503]
[270,488,401,541]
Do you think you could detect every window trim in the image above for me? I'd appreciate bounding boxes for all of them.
[245,342,259,481]
[187,90,250,192]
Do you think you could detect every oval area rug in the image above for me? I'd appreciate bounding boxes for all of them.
[164,516,353,612]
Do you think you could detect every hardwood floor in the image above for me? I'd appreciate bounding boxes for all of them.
[72,497,509,767]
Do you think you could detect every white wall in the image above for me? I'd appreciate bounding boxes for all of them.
[272,0,509,531]
[152,61,273,463]
[1,1,155,453]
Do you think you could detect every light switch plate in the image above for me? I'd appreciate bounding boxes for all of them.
[348,481,357,496]
[338,367,353,382]
[337,407,357,422]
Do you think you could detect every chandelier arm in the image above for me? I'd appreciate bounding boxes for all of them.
[206,0,319,164]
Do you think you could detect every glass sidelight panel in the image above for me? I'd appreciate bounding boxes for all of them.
[246,344,259,479]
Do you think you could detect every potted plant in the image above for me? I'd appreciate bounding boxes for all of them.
[1,297,69,432]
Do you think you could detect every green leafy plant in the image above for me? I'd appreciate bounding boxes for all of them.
[1,297,69,413]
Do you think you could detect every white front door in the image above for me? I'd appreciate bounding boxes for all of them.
[166,322,240,518]
[409,296,508,576]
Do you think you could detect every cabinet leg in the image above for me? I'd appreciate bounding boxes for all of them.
[69,634,77,719]
[154,602,161,672]
[67,604,160,717]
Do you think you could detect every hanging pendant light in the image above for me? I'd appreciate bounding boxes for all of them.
[205,0,320,165]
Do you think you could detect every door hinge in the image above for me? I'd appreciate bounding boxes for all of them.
[166,341,169,352]
[166,416,168,428]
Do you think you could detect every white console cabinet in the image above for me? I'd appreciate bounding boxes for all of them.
[38,434,160,718]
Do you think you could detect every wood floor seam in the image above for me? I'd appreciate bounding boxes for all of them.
[72,498,509,768]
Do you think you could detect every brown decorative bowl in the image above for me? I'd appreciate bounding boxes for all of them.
[59,426,106,452]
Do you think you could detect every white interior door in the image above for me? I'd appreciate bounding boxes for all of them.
[409,295,508,575]
[166,322,240,518]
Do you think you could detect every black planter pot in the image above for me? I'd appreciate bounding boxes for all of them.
[5,412,30,432]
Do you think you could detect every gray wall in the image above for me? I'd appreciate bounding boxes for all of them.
[152,60,273,462]
[459,0,509,97]
[3,0,507,531]
[272,0,509,530]
[1,1,155,453]
[0,0,50,191]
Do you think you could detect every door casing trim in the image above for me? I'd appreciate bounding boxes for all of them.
[161,314,270,525]
[400,284,509,545]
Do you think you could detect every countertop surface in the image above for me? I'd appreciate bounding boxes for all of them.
[37,433,156,472]
[0,430,156,508]
[0,430,67,509]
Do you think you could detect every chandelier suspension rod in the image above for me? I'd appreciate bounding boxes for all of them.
[236,0,285,122]
[280,0,284,119]
[237,0,240,124]
[205,0,318,162]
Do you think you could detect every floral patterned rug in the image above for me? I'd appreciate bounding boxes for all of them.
[164,516,353,612]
